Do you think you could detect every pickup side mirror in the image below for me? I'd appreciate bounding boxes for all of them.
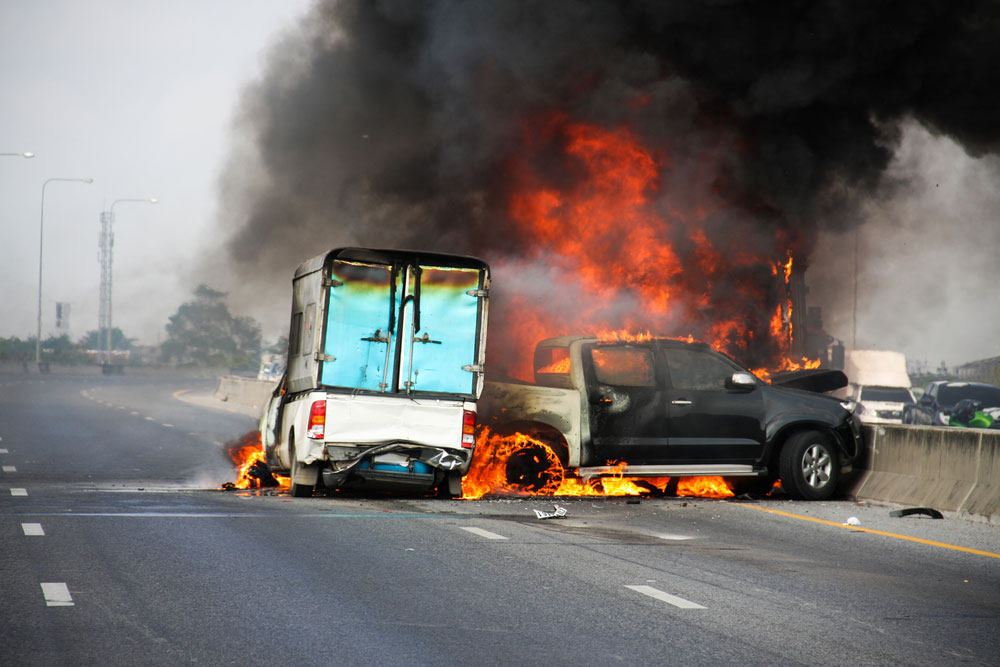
[726,372,758,392]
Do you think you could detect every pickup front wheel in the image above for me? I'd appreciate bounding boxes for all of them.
[779,430,839,500]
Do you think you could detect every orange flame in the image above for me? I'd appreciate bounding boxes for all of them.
[225,431,289,490]
[490,112,816,383]
[462,428,739,500]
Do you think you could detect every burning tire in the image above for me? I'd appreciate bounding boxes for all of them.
[779,430,839,500]
[503,442,565,493]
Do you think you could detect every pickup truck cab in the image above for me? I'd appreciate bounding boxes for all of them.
[479,335,863,500]
[260,248,490,497]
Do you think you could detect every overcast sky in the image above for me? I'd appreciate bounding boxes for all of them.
[2,1,997,369]
[0,0,312,347]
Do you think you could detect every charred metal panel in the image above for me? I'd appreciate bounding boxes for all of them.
[479,380,583,466]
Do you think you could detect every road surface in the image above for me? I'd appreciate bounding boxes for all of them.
[1,373,997,666]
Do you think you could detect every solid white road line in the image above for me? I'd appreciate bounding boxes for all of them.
[2,465,16,472]
[459,526,509,540]
[625,585,706,609]
[655,533,695,541]
[22,523,45,536]
[41,582,74,607]
[11,488,28,496]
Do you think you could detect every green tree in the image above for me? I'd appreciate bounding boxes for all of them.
[80,328,133,350]
[0,337,35,362]
[160,285,262,370]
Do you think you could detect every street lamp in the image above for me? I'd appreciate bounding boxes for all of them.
[99,198,158,368]
[1,152,34,158]
[37,177,94,366]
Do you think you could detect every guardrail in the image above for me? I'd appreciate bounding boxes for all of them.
[214,376,277,415]
[848,424,999,524]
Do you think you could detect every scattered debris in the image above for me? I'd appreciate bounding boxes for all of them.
[889,507,944,519]
[626,499,641,505]
[844,516,861,526]
[533,504,568,519]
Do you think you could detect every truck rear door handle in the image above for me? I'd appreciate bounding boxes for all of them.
[671,399,692,406]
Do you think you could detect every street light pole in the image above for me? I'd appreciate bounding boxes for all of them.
[37,177,94,366]
[99,198,157,368]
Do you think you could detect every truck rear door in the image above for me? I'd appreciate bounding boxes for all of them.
[317,256,487,397]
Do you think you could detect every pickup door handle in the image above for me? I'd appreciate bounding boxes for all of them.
[671,399,693,406]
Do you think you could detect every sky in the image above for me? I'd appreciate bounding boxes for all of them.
[0,0,312,348]
[1,1,998,370]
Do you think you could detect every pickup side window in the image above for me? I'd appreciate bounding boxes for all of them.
[663,347,742,390]
[590,346,656,387]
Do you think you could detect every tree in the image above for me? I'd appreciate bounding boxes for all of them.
[80,328,133,351]
[160,285,262,370]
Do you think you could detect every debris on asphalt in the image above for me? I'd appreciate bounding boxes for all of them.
[889,507,944,519]
[844,516,861,526]
[533,504,568,519]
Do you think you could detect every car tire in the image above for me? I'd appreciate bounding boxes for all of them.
[504,441,566,494]
[289,435,315,498]
[779,430,839,501]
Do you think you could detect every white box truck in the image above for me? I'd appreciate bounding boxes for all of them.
[260,248,490,497]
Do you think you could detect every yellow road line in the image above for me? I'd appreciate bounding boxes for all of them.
[734,503,1000,560]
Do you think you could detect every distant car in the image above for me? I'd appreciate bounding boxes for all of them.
[850,384,915,424]
[902,381,1000,426]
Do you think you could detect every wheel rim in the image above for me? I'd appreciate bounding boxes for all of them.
[801,444,832,489]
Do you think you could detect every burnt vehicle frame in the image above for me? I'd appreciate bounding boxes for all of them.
[480,335,864,500]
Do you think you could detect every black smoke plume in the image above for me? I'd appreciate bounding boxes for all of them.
[212,0,1000,371]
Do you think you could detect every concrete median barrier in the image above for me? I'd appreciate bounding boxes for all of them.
[214,376,277,415]
[848,424,1000,524]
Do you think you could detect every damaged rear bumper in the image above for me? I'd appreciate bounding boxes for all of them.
[320,441,472,489]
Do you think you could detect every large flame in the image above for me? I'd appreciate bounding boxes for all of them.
[462,428,737,500]
[492,113,817,381]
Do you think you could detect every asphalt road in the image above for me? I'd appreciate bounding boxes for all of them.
[1,372,998,666]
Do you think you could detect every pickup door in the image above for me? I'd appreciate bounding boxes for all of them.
[583,342,670,465]
[657,343,765,464]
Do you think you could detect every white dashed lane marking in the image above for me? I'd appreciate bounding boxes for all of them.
[2,465,16,472]
[0,447,8,453]
[625,585,706,609]
[459,526,509,540]
[40,583,74,607]
[11,488,28,496]
[22,523,45,536]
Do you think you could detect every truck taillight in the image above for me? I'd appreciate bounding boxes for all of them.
[307,400,326,439]
[462,409,476,448]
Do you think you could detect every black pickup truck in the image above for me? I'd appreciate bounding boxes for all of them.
[479,335,864,500]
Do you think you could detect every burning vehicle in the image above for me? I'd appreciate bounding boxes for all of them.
[259,248,490,497]
[477,335,863,501]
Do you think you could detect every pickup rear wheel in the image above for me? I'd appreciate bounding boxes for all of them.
[779,430,839,500]
[504,440,566,494]
[289,435,315,498]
